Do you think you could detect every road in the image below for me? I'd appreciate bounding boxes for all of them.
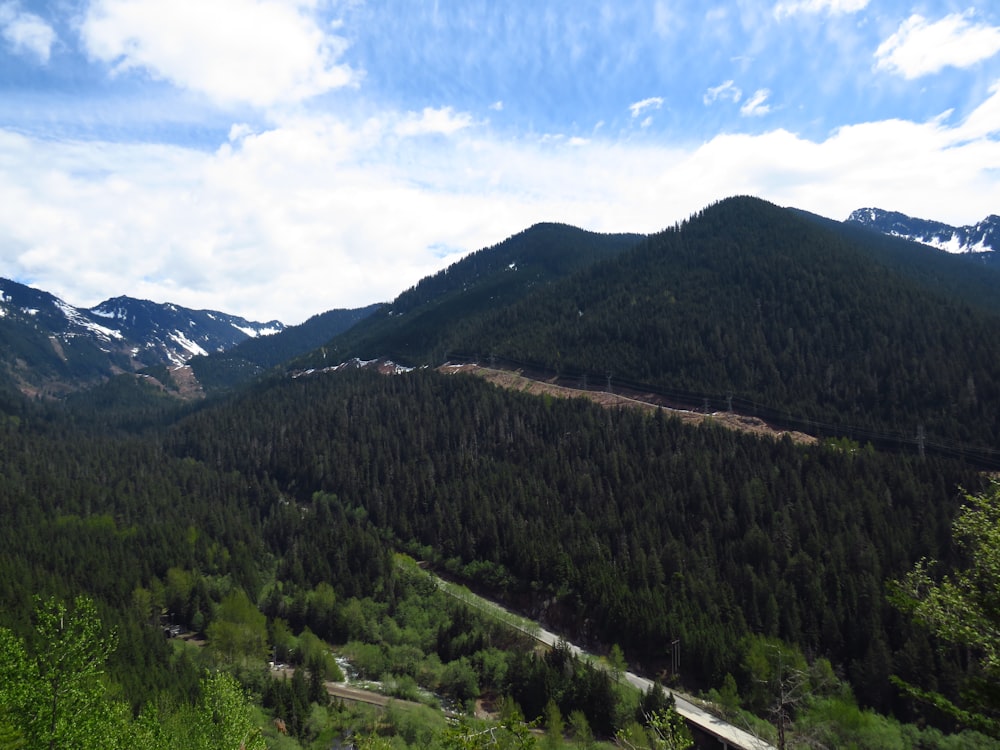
[435,575,775,750]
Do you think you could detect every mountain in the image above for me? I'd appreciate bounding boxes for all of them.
[846,207,1000,262]
[304,196,1000,452]
[0,278,284,396]
[293,222,644,369]
[189,303,382,392]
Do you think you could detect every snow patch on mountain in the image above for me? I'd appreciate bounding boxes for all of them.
[55,299,124,341]
[235,323,282,338]
[169,331,209,359]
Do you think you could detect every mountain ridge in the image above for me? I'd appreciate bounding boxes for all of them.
[0,278,285,395]
[298,196,1000,450]
[846,206,1000,259]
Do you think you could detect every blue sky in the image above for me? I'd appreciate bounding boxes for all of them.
[1,0,999,323]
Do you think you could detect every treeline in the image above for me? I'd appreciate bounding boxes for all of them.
[170,367,984,717]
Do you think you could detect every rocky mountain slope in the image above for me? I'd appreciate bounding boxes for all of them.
[0,278,283,395]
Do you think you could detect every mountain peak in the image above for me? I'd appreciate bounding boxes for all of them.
[847,207,999,255]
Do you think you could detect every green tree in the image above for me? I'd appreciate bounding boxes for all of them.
[890,482,1000,736]
[544,699,564,750]
[615,703,692,750]
[0,596,116,750]
[207,589,268,667]
[608,644,627,682]
[568,710,595,750]
[194,672,266,750]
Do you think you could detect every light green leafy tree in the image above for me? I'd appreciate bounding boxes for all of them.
[616,702,693,750]
[207,589,268,667]
[890,482,1000,737]
[112,672,265,750]
[0,595,117,750]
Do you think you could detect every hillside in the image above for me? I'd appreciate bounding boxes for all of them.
[293,222,643,368]
[325,197,1000,450]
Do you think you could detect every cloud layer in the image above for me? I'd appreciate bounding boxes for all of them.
[875,11,1000,79]
[0,1,999,323]
[3,78,999,322]
[81,0,356,107]
[0,1,56,62]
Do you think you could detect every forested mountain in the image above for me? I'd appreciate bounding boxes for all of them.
[294,222,643,368]
[303,197,1000,453]
[189,303,381,392]
[0,278,284,396]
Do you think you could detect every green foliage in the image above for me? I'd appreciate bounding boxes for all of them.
[208,589,269,667]
[0,596,266,750]
[890,481,1000,736]
[568,710,595,750]
[615,703,692,750]
[170,366,982,714]
[0,596,116,750]
[441,717,538,750]
[544,699,565,750]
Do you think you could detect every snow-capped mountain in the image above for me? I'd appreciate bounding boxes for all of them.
[0,277,284,395]
[88,295,283,366]
[847,208,1000,257]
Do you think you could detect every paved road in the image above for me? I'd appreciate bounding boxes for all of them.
[436,577,775,750]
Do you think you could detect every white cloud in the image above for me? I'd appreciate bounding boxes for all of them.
[396,107,474,137]
[490,100,504,111]
[740,89,771,116]
[80,0,357,108]
[875,11,1000,80]
[704,80,742,105]
[773,0,869,19]
[0,2,56,63]
[651,0,676,38]
[629,97,664,118]
[2,83,999,323]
